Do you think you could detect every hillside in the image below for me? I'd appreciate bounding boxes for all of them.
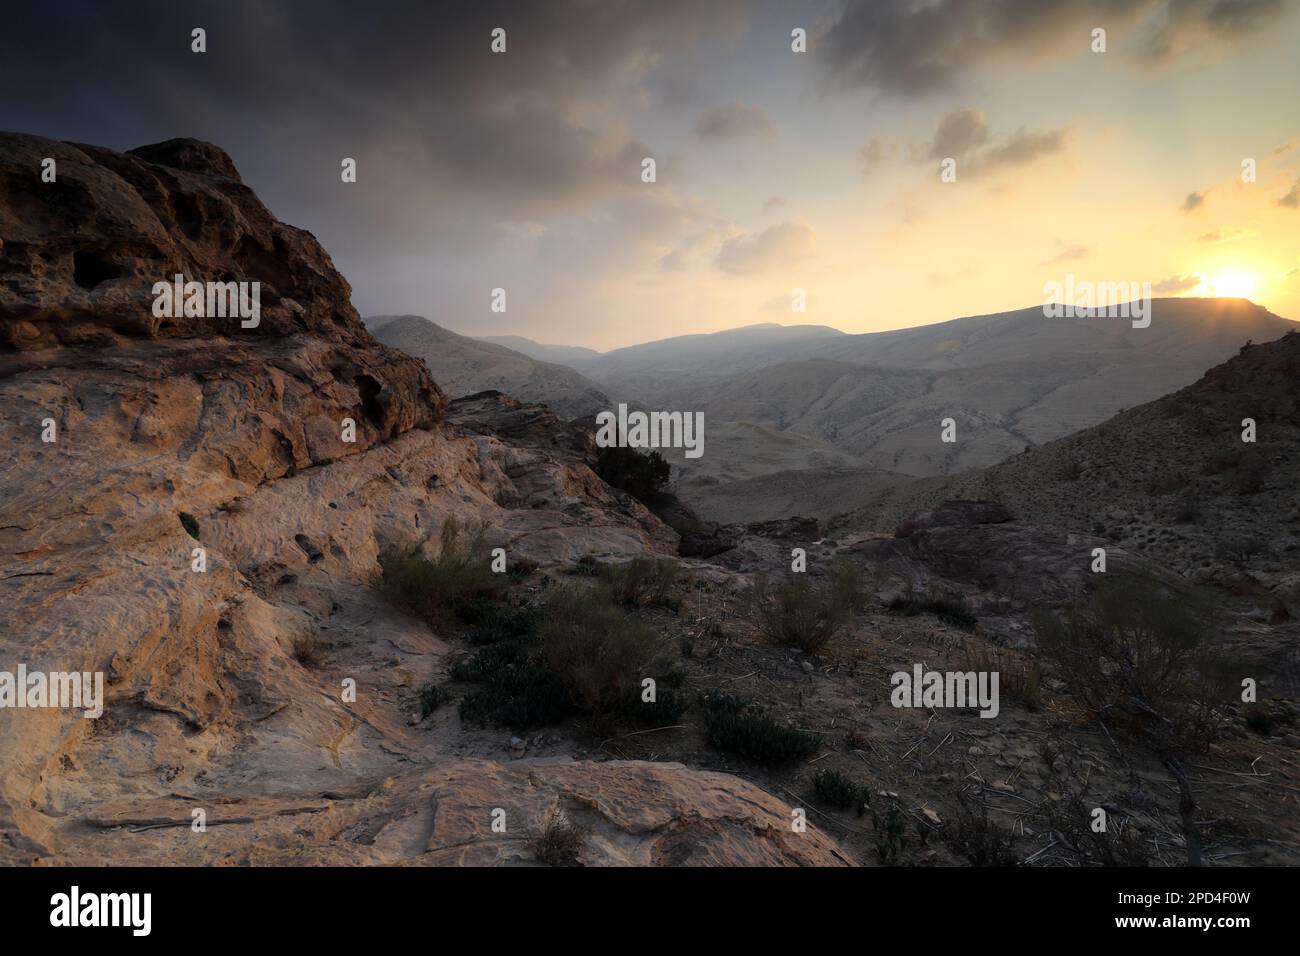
[836,330,1300,614]
[371,314,610,419]
[476,334,602,368]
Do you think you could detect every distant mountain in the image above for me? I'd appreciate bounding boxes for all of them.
[845,330,1300,598]
[476,335,603,368]
[370,315,610,419]
[583,323,846,398]
[651,299,1297,480]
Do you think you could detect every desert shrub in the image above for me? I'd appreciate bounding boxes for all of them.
[507,555,541,579]
[746,562,866,653]
[945,796,1019,866]
[811,768,871,815]
[1243,701,1273,736]
[454,587,682,728]
[376,517,507,626]
[291,632,325,669]
[1033,575,1233,748]
[418,682,453,717]
[872,804,920,865]
[540,587,682,718]
[179,511,200,540]
[886,587,977,629]
[1059,458,1084,481]
[567,554,602,577]
[700,692,817,765]
[598,556,680,608]
[1033,766,1151,867]
[594,445,670,502]
[964,644,1043,710]
[532,807,589,866]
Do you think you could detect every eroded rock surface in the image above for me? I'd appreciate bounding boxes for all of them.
[0,133,847,867]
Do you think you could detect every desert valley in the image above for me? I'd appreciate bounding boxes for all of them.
[2,130,1298,870]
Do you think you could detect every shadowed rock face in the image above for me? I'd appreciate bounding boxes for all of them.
[0,133,849,868]
[0,131,444,443]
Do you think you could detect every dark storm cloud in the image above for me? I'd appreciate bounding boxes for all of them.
[1,0,747,259]
[815,0,1291,96]
[695,103,773,142]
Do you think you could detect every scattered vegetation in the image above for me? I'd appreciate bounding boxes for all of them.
[872,804,927,864]
[178,511,200,540]
[944,796,1018,866]
[567,554,602,577]
[811,768,870,815]
[531,806,589,866]
[594,445,670,502]
[700,692,818,765]
[1035,574,1235,866]
[291,632,325,669]
[418,682,454,718]
[454,586,684,730]
[376,517,507,627]
[745,562,866,653]
[885,587,977,630]
[598,556,680,609]
[1243,701,1274,736]
[964,644,1043,710]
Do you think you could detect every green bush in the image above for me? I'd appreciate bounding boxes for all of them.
[179,512,200,540]
[701,692,817,765]
[598,556,680,608]
[811,768,870,815]
[454,586,683,729]
[746,561,866,653]
[885,588,977,630]
[541,587,681,717]
[1033,575,1234,747]
[594,446,670,502]
[418,682,454,717]
[376,517,507,626]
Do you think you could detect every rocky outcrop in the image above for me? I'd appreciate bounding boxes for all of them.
[0,133,846,867]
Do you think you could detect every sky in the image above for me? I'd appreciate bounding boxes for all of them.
[4,0,1299,349]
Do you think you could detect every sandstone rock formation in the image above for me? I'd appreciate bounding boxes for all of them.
[0,132,848,867]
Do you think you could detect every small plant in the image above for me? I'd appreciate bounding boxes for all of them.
[811,768,870,815]
[885,587,977,629]
[376,517,508,626]
[872,804,911,865]
[599,556,680,608]
[746,562,865,653]
[178,511,200,540]
[532,806,589,866]
[507,556,540,579]
[291,632,325,669]
[700,692,817,765]
[418,682,453,717]
[568,554,602,577]
[285,464,298,478]
[540,587,682,718]
[964,644,1043,710]
[1172,493,1201,524]
[1243,701,1273,736]
[944,796,1018,866]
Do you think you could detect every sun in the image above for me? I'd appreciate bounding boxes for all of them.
[1203,270,1258,298]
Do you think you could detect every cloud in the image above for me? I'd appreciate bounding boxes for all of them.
[695,102,773,142]
[922,111,1068,176]
[1181,191,1206,212]
[858,137,889,177]
[927,110,989,161]
[1197,227,1251,242]
[966,126,1069,174]
[1042,242,1089,264]
[815,0,1289,97]
[1278,178,1300,208]
[1153,274,1203,293]
[763,196,786,211]
[715,221,816,275]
